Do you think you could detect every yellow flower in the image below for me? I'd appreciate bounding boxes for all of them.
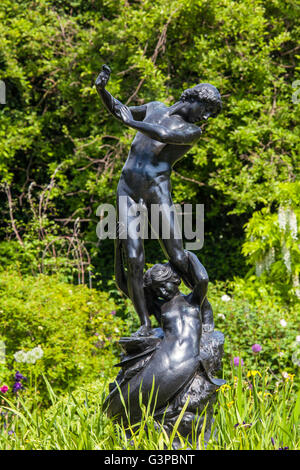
[282,372,295,382]
[247,370,262,378]
[217,384,231,392]
[258,391,272,398]
[227,401,234,408]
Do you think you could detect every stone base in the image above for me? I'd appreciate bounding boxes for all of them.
[104,328,225,448]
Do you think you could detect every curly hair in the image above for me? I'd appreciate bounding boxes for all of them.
[143,263,181,288]
[180,83,222,117]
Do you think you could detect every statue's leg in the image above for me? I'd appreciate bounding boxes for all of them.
[117,193,151,334]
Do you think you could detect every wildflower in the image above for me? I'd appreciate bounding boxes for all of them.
[13,382,22,393]
[282,372,294,382]
[251,343,262,353]
[271,437,289,450]
[31,346,44,360]
[247,370,262,378]
[110,310,116,315]
[234,421,252,429]
[217,313,226,320]
[233,357,244,367]
[217,384,231,392]
[280,319,287,327]
[0,385,8,393]
[258,391,272,398]
[221,294,231,302]
[15,371,25,382]
[296,336,300,343]
[25,346,44,364]
[227,401,234,408]
[14,350,28,363]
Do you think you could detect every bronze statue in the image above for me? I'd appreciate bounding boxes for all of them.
[95,65,222,337]
[95,65,225,446]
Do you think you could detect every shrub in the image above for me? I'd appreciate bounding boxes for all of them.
[209,278,300,380]
[0,270,125,403]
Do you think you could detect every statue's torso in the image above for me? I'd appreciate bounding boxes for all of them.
[118,102,194,200]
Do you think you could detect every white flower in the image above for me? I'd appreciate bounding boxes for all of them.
[278,206,287,231]
[296,336,300,343]
[14,350,28,363]
[31,346,44,360]
[280,319,287,327]
[279,352,284,357]
[25,346,44,364]
[217,313,226,320]
[288,209,298,240]
[282,243,291,273]
[25,350,37,364]
[221,294,231,302]
[282,371,289,379]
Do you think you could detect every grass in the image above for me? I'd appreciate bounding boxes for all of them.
[0,366,299,450]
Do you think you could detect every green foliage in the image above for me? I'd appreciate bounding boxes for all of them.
[0,270,125,402]
[209,278,300,379]
[0,0,298,287]
[0,369,299,450]
[242,182,300,300]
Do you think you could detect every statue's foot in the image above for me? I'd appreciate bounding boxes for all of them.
[132,324,153,337]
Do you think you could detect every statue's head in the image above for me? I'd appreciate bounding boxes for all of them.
[143,263,181,300]
[179,83,222,123]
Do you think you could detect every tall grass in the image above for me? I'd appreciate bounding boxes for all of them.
[0,368,299,450]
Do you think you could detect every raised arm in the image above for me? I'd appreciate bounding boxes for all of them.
[95,65,147,122]
[95,65,124,121]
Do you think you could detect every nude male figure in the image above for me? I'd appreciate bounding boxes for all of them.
[95,65,222,336]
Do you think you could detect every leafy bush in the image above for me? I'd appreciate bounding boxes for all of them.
[209,278,300,380]
[0,270,125,403]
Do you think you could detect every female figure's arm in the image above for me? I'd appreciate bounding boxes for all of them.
[185,251,214,331]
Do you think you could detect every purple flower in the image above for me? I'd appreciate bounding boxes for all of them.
[110,310,116,316]
[13,382,22,393]
[233,357,244,367]
[252,344,262,353]
[15,371,26,382]
[271,437,275,446]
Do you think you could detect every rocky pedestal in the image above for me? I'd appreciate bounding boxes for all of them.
[104,326,225,448]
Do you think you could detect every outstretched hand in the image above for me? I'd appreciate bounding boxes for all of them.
[95,64,111,89]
